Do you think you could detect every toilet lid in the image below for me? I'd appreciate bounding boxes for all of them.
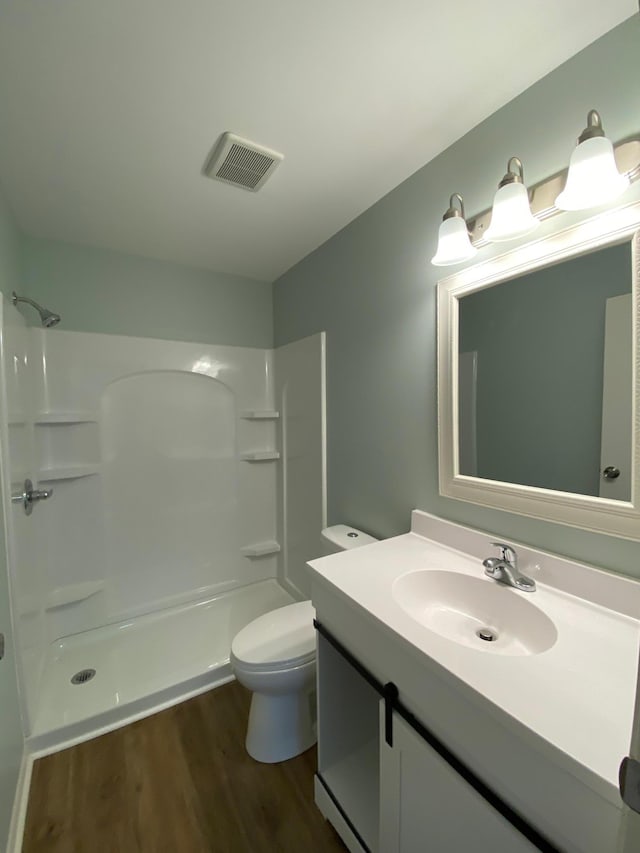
[231,601,316,669]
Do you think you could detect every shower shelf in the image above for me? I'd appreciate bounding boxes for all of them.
[240,410,280,420]
[240,451,280,461]
[35,410,98,424]
[240,541,281,557]
[39,464,100,481]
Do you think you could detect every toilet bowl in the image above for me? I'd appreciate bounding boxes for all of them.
[231,600,317,763]
[231,524,377,763]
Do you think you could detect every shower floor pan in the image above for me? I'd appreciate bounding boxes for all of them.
[29,579,295,754]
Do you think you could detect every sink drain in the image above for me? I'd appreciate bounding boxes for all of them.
[71,668,96,685]
[476,627,498,643]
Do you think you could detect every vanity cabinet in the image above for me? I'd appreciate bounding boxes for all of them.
[316,632,380,852]
[315,624,547,853]
[310,514,638,853]
[379,707,537,853]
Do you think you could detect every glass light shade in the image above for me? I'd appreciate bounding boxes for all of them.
[484,182,539,243]
[556,136,629,211]
[431,216,477,266]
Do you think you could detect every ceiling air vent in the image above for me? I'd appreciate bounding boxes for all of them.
[204,132,284,192]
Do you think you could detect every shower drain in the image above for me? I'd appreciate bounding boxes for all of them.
[71,668,96,685]
[476,627,498,643]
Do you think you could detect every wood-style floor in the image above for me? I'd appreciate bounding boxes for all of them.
[23,681,346,853]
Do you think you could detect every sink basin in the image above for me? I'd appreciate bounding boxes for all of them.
[393,570,557,656]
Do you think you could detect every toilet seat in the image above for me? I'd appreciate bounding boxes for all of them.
[231,600,316,672]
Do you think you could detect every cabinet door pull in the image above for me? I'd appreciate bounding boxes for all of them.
[383,682,399,746]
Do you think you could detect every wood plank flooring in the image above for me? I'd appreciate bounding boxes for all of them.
[23,681,346,853]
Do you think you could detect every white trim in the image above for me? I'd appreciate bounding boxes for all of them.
[6,749,33,853]
[438,200,640,541]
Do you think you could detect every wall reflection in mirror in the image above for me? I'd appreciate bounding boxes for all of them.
[457,239,632,501]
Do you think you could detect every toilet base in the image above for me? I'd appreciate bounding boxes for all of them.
[246,687,317,763]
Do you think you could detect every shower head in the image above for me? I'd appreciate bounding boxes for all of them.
[40,308,61,328]
[11,292,61,328]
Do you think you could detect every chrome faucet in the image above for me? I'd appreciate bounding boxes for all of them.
[482,542,536,592]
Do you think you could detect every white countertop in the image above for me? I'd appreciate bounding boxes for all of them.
[308,513,640,797]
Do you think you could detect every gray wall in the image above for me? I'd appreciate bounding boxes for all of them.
[22,236,273,348]
[273,17,640,578]
[459,241,631,496]
[0,182,25,849]
[0,183,22,299]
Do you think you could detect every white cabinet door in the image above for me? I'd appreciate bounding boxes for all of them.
[380,706,538,853]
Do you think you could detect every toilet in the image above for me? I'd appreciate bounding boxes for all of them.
[231,524,377,763]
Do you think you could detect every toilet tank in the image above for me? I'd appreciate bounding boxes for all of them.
[320,524,378,556]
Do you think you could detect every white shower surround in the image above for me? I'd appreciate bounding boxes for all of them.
[33,329,281,636]
[1,304,43,739]
[1,323,326,744]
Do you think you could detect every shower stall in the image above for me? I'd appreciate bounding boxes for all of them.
[0,295,326,754]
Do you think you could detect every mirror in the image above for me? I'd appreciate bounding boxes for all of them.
[458,240,632,501]
[438,202,640,540]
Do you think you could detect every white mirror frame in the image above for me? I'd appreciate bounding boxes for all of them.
[438,200,640,541]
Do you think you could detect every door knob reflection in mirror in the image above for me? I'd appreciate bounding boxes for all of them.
[11,479,53,515]
[602,466,621,480]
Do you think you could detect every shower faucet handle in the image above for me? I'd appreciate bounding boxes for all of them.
[11,479,53,515]
[31,486,53,501]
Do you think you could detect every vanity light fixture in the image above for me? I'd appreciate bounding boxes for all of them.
[439,109,640,254]
[555,110,629,211]
[484,157,539,243]
[431,193,477,266]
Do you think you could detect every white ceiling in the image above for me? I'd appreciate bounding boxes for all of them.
[0,1,635,282]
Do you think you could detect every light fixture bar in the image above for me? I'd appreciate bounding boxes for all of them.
[468,136,640,246]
